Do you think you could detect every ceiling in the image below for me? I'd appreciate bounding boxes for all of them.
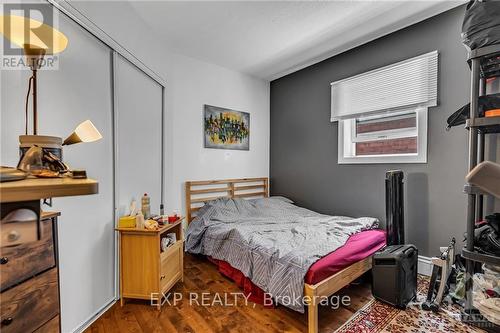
[126,1,463,80]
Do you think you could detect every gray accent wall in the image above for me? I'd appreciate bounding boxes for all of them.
[270,6,485,257]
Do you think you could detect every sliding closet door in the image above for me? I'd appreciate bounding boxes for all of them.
[37,15,115,332]
[0,6,164,332]
[114,55,163,217]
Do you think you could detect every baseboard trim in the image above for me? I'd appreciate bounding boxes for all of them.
[71,297,116,333]
[418,255,432,276]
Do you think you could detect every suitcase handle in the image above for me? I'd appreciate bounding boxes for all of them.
[403,246,416,257]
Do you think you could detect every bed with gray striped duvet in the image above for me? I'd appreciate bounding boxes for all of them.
[185,197,379,312]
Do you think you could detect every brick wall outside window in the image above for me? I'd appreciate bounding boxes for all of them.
[355,116,417,155]
[356,137,417,155]
[356,117,416,134]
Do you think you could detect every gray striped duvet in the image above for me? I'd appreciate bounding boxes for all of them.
[185,197,379,312]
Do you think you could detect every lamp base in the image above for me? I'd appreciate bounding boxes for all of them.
[19,135,63,161]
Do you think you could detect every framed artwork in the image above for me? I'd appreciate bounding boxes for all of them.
[204,104,250,150]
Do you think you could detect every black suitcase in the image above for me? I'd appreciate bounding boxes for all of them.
[372,244,418,308]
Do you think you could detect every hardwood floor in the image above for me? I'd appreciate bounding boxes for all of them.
[86,254,373,333]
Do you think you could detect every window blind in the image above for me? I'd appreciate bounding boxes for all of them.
[330,51,438,121]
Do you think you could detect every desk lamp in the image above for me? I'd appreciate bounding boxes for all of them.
[0,15,68,138]
[1,15,102,179]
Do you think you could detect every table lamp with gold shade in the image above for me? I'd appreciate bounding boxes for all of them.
[0,15,102,181]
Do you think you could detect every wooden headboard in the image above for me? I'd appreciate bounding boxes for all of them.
[185,177,269,223]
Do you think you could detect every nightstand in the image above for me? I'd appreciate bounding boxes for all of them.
[116,218,184,310]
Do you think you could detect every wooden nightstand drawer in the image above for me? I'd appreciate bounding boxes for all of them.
[0,268,59,333]
[0,218,55,291]
[160,241,182,291]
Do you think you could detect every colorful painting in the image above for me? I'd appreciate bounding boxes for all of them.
[204,105,250,150]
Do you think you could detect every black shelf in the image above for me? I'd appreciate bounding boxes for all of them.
[468,44,500,60]
[462,248,500,266]
[466,116,500,134]
[463,42,500,325]
[468,44,500,79]
[463,184,489,196]
[480,57,500,79]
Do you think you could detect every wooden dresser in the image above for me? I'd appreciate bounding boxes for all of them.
[117,218,184,310]
[0,178,98,332]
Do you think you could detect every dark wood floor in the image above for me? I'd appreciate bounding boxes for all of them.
[86,254,373,333]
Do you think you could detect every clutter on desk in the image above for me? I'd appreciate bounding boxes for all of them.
[150,214,168,225]
[71,169,87,179]
[120,196,175,230]
[129,200,138,216]
[168,211,180,223]
[144,219,159,230]
[136,210,145,229]
[141,193,151,218]
[0,166,27,182]
[473,264,500,325]
[118,215,136,228]
[160,233,177,252]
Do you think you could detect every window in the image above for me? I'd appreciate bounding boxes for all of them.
[331,51,437,164]
[338,107,428,164]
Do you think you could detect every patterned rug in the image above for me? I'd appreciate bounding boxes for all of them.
[335,276,485,333]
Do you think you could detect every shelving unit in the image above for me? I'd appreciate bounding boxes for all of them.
[466,116,500,134]
[462,44,500,331]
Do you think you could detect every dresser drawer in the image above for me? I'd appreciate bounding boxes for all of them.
[160,241,182,291]
[0,218,55,291]
[34,315,59,333]
[0,268,59,333]
[1,220,38,247]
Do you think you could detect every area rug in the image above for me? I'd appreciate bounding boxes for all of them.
[335,275,484,333]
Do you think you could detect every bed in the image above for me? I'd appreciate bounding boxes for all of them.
[185,178,385,333]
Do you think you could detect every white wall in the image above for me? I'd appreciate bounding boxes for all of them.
[168,53,270,213]
[1,1,269,332]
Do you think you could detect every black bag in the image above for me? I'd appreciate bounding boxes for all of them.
[474,224,500,257]
[486,213,500,233]
[446,93,500,129]
[462,0,500,51]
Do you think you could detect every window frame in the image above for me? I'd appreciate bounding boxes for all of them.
[338,107,428,164]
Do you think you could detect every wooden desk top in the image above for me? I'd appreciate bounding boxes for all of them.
[41,211,61,219]
[116,218,184,234]
[0,177,98,203]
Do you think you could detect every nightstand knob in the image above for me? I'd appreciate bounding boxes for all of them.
[0,257,8,265]
[1,317,13,326]
[160,275,165,280]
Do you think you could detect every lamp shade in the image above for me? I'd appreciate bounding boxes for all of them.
[63,120,103,146]
[0,15,68,55]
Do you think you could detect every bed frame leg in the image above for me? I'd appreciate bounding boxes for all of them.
[308,302,318,333]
